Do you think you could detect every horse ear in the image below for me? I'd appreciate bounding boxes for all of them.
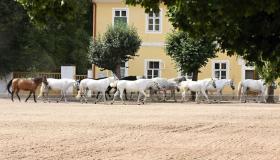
[112,73,119,80]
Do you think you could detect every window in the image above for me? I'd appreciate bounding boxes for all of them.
[145,60,160,79]
[120,62,128,78]
[179,71,193,79]
[213,61,229,79]
[113,9,127,25]
[146,11,161,32]
[243,62,259,80]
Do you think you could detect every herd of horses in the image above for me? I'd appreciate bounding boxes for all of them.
[6,75,279,105]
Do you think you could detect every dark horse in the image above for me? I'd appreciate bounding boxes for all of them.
[7,77,46,102]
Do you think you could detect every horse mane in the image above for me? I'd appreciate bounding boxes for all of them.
[33,77,43,84]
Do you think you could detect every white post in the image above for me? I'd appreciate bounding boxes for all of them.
[61,66,76,94]
[0,73,13,97]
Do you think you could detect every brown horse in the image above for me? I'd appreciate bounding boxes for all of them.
[7,77,47,102]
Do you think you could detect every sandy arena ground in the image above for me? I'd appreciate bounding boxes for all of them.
[0,98,280,160]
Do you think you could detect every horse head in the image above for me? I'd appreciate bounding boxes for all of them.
[211,78,217,88]
[230,79,235,90]
[42,76,48,84]
[33,77,44,85]
[151,81,161,91]
[74,80,80,90]
[272,81,278,89]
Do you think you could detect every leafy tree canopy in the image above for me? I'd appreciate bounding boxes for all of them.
[89,24,142,78]
[1,0,92,75]
[166,31,217,80]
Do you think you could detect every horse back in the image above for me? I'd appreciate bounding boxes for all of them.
[15,79,39,91]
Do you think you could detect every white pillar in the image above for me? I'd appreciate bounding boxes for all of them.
[0,73,13,97]
[87,69,93,78]
[61,66,76,94]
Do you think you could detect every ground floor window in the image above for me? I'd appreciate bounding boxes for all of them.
[145,60,161,79]
[243,62,259,80]
[212,60,229,79]
[120,62,128,78]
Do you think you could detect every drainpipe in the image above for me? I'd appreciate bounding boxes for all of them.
[92,1,97,78]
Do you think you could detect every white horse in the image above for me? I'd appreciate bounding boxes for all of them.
[151,77,180,101]
[111,79,161,105]
[206,78,235,103]
[237,79,270,103]
[38,78,78,102]
[76,77,116,104]
[180,78,216,103]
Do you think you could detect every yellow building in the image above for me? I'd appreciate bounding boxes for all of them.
[92,0,279,95]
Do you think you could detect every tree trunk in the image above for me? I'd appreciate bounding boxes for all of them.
[114,64,121,79]
[266,85,275,103]
[189,69,199,101]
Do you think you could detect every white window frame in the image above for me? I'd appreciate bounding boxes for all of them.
[212,60,230,79]
[120,62,128,78]
[112,8,129,25]
[241,60,256,80]
[144,59,163,78]
[145,9,162,34]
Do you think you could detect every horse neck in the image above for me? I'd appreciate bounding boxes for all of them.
[33,78,43,85]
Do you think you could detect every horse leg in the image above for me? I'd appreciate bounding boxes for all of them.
[103,91,106,104]
[25,91,32,102]
[163,90,167,101]
[63,91,67,103]
[119,90,125,105]
[181,91,186,103]
[217,90,221,103]
[137,91,142,105]
[96,92,100,100]
[33,91,37,103]
[124,89,129,101]
[106,86,112,98]
[201,90,210,103]
[195,92,200,103]
[141,91,147,104]
[58,91,63,102]
[172,89,177,102]
[11,91,14,102]
[16,90,21,102]
[111,90,119,105]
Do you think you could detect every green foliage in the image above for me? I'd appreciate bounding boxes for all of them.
[165,31,217,76]
[0,0,91,75]
[16,0,81,29]
[89,24,142,76]
[126,0,280,82]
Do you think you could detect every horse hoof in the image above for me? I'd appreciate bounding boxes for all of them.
[56,101,59,103]
[94,102,97,104]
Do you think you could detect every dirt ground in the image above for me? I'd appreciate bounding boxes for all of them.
[0,99,280,160]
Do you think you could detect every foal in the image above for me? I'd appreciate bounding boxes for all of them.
[7,77,46,102]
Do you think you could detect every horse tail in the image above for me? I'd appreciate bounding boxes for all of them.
[37,84,44,98]
[76,82,84,99]
[6,79,13,94]
[76,90,81,99]
[237,81,242,100]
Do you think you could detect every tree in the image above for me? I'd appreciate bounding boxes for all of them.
[125,0,280,103]
[166,31,217,100]
[166,31,217,81]
[0,0,92,75]
[89,24,142,78]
